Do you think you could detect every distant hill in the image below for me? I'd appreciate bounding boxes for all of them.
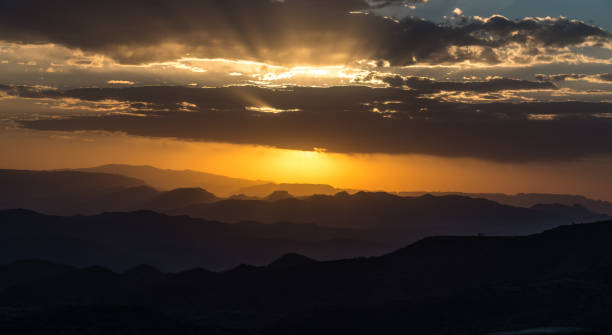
[67,165,612,217]
[264,190,294,201]
[0,169,145,197]
[76,164,359,198]
[3,220,612,334]
[3,169,610,248]
[0,169,148,215]
[229,194,260,201]
[399,191,612,215]
[77,164,265,196]
[172,192,609,244]
[237,182,347,197]
[0,209,387,271]
[0,169,227,215]
[141,188,219,211]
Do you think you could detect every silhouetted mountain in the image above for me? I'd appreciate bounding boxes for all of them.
[77,164,264,196]
[3,220,612,334]
[229,194,261,201]
[268,253,316,269]
[0,260,75,290]
[0,169,148,215]
[123,265,164,282]
[79,165,359,198]
[172,192,609,244]
[264,190,294,201]
[141,188,219,211]
[0,169,227,215]
[0,209,387,271]
[92,185,160,211]
[399,191,612,216]
[530,203,596,220]
[238,182,347,197]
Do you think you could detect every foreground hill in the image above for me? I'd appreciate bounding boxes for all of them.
[2,220,612,334]
[400,191,612,216]
[0,209,385,271]
[172,192,609,243]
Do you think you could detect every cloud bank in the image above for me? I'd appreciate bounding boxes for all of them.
[536,73,612,83]
[3,84,612,162]
[0,0,610,66]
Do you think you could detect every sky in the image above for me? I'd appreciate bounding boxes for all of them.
[1,0,612,200]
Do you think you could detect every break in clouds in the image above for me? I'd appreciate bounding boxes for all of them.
[0,0,611,164]
[0,0,610,66]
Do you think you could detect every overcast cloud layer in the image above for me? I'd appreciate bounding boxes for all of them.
[1,0,611,165]
[2,84,610,162]
[0,0,610,66]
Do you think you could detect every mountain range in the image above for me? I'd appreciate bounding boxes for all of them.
[2,168,609,253]
[2,219,612,334]
[0,209,388,271]
[76,164,264,197]
[171,192,608,241]
[2,165,612,333]
[399,192,612,216]
[66,165,612,216]
[76,164,349,197]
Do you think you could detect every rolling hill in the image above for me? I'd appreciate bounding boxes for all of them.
[0,209,387,271]
[172,192,609,243]
[399,191,612,216]
[3,220,612,334]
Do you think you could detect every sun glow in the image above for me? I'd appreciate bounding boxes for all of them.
[270,148,336,181]
[245,106,301,113]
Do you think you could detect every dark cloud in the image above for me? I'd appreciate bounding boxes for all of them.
[535,73,612,82]
[0,85,62,99]
[378,75,558,92]
[0,1,609,66]
[4,85,612,162]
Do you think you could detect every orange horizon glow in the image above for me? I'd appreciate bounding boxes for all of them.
[2,127,612,201]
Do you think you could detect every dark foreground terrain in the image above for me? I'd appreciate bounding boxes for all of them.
[2,220,612,334]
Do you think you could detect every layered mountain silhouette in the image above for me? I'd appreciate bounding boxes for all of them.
[2,220,612,334]
[65,166,612,215]
[6,167,611,225]
[75,165,612,215]
[4,169,607,243]
[140,188,219,211]
[0,170,223,215]
[77,164,264,197]
[78,164,355,197]
[0,169,149,215]
[0,209,386,271]
[264,190,294,201]
[238,182,347,197]
[400,191,612,216]
[172,192,608,242]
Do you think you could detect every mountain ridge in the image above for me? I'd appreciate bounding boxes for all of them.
[3,219,612,334]
[0,209,388,271]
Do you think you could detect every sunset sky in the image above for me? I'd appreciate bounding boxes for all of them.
[1,0,612,200]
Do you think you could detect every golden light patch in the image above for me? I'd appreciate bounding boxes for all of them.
[245,106,301,113]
